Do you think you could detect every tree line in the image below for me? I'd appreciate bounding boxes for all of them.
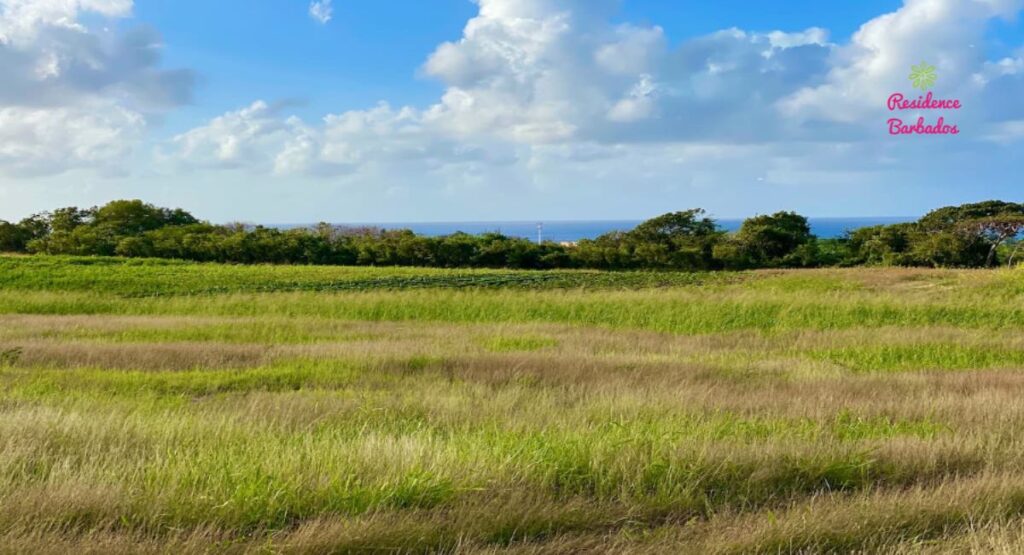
[1,199,1022,270]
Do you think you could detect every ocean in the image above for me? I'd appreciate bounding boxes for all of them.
[296,217,915,243]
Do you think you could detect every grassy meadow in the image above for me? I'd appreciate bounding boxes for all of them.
[3,256,1024,553]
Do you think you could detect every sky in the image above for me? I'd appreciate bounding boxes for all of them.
[0,0,1023,223]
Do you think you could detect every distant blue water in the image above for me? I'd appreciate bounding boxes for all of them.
[295,217,915,242]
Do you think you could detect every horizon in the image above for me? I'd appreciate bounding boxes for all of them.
[271,215,917,226]
[272,215,920,241]
[1,0,1023,221]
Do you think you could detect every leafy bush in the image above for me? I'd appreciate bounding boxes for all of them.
[4,199,1023,270]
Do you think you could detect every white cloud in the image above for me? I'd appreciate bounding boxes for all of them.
[169,101,292,170]
[0,103,143,176]
[0,0,133,43]
[780,0,1024,124]
[595,25,666,75]
[766,27,828,49]
[0,0,191,176]
[309,0,333,25]
[165,100,517,179]
[607,74,658,123]
[413,1,834,145]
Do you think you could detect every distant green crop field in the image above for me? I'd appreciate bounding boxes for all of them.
[0,255,743,296]
[3,255,1024,553]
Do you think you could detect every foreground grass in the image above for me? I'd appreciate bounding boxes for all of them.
[1,255,1024,553]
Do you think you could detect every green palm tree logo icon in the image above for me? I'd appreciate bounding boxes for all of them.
[909,61,937,91]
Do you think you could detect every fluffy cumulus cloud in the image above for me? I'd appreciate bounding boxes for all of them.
[0,104,143,177]
[168,0,842,180]
[781,0,1024,125]
[165,100,517,178]
[0,0,192,176]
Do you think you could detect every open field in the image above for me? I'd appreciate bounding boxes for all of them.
[3,256,1024,553]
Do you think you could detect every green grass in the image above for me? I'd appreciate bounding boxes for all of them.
[812,344,1024,372]
[478,335,559,352]
[4,288,1024,337]
[2,255,1024,553]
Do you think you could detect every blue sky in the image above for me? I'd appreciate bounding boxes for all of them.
[134,0,906,125]
[1,0,1023,223]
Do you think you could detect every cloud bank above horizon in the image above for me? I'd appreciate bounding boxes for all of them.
[1,0,1023,221]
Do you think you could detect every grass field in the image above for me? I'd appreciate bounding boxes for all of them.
[3,256,1024,553]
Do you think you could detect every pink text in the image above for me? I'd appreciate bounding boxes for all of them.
[888,92,962,111]
[888,117,959,135]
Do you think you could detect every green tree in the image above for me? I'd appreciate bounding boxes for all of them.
[48,207,94,233]
[0,221,30,252]
[845,223,917,266]
[918,202,1024,267]
[630,209,719,244]
[918,201,1024,231]
[959,215,1024,267]
[626,209,722,270]
[93,200,198,236]
[16,214,50,241]
[732,212,815,268]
